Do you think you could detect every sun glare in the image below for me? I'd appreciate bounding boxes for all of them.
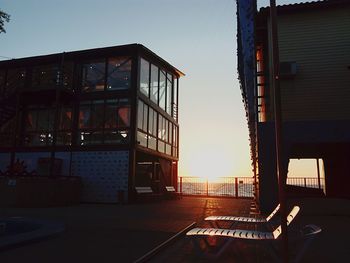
[186,146,234,181]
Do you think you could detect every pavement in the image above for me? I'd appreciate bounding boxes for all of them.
[0,196,349,263]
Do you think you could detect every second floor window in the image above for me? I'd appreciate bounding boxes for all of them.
[81,60,106,92]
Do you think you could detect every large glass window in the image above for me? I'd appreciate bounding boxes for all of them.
[31,65,60,90]
[24,107,55,146]
[159,70,166,111]
[166,73,173,115]
[137,100,148,132]
[166,122,173,155]
[148,107,157,137]
[140,58,149,97]
[5,68,26,96]
[150,64,158,104]
[78,99,130,145]
[137,99,176,156]
[0,117,16,147]
[148,107,157,150]
[137,100,148,148]
[107,57,131,90]
[56,106,73,145]
[172,125,178,157]
[157,114,168,153]
[81,60,105,92]
[62,62,74,90]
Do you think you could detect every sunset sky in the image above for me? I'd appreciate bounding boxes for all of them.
[1,0,310,179]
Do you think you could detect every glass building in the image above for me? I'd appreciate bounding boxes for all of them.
[0,44,184,203]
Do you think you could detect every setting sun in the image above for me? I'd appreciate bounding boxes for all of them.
[184,145,235,181]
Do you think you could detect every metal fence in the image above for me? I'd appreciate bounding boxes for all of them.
[178,176,326,198]
[287,177,325,190]
[178,177,254,198]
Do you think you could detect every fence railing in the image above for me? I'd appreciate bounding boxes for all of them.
[178,177,254,198]
[178,176,326,198]
[287,177,325,190]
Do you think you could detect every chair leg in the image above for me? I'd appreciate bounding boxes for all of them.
[292,237,315,263]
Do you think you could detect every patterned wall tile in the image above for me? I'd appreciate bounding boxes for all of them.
[0,153,11,172]
[71,151,129,203]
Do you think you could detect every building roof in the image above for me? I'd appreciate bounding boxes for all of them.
[259,0,350,15]
[0,43,185,77]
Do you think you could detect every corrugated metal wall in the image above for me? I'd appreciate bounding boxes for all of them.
[273,8,350,121]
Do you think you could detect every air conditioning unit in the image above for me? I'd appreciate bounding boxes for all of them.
[280,61,297,79]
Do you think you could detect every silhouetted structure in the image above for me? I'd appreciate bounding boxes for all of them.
[0,44,184,203]
[237,0,350,211]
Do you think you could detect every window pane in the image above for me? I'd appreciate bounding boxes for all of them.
[25,110,38,131]
[148,136,157,150]
[140,58,149,97]
[150,64,158,104]
[105,103,118,129]
[104,130,129,144]
[91,100,105,128]
[79,104,91,129]
[166,73,173,115]
[118,106,130,127]
[63,62,74,90]
[153,109,158,137]
[164,119,168,141]
[59,107,72,130]
[149,108,157,136]
[166,144,171,155]
[143,103,148,131]
[137,131,147,147]
[0,133,13,147]
[158,141,165,153]
[173,125,177,146]
[158,115,163,139]
[168,122,173,144]
[137,100,144,130]
[32,65,60,90]
[0,117,15,147]
[37,110,49,131]
[159,70,166,110]
[56,132,72,145]
[107,57,131,90]
[79,131,103,145]
[81,61,105,92]
[6,69,26,95]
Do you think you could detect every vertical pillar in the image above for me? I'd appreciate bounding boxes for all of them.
[179,176,182,194]
[206,178,209,196]
[270,1,289,262]
[316,158,321,189]
[235,177,238,198]
[50,52,65,177]
[10,92,21,174]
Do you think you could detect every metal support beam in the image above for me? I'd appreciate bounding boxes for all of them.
[316,158,321,189]
[270,1,289,262]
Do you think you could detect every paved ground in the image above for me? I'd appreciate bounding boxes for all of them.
[0,197,251,263]
[0,196,349,263]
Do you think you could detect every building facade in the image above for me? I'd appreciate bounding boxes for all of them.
[0,44,184,203]
[237,0,350,211]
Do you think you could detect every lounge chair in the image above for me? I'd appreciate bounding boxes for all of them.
[134,186,161,202]
[205,203,280,229]
[165,186,182,199]
[187,206,320,262]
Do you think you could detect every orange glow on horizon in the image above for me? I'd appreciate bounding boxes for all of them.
[182,145,235,181]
